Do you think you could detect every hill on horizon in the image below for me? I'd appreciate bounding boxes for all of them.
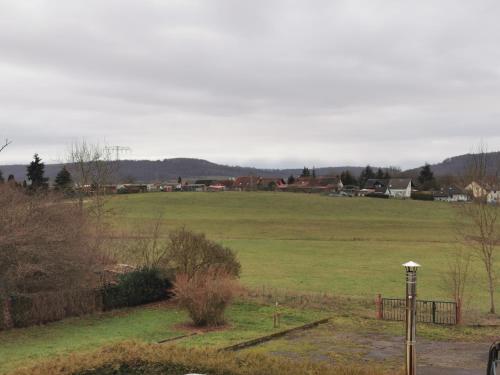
[404,151,500,178]
[0,158,366,183]
[1,151,499,183]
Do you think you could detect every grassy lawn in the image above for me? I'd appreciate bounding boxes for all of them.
[0,301,327,374]
[2,191,498,373]
[109,192,498,309]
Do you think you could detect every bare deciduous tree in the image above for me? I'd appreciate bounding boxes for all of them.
[441,246,472,320]
[457,145,500,314]
[0,185,105,295]
[0,138,11,153]
[68,141,117,251]
[117,216,170,269]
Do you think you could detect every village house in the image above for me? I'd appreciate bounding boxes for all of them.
[286,175,343,193]
[257,177,287,191]
[234,176,258,190]
[465,181,488,199]
[386,178,412,198]
[487,189,499,204]
[465,181,499,203]
[361,178,412,198]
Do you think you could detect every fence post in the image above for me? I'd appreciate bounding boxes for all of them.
[456,298,462,325]
[375,294,383,320]
[432,301,436,324]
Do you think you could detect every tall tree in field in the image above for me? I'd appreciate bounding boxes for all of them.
[312,166,316,179]
[376,168,385,179]
[340,170,357,186]
[457,146,500,314]
[26,153,48,190]
[54,166,73,191]
[300,167,310,177]
[287,175,296,184]
[418,163,436,190]
[359,165,375,188]
[68,141,116,252]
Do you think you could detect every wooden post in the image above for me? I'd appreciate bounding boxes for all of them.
[273,301,281,328]
[375,294,383,320]
[456,298,462,325]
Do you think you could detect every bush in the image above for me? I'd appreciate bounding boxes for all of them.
[168,227,241,278]
[9,341,399,375]
[174,268,241,326]
[101,268,172,311]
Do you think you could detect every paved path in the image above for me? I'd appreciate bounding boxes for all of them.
[242,322,490,374]
[419,367,483,375]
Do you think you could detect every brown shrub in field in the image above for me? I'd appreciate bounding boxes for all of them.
[9,341,403,375]
[173,267,242,326]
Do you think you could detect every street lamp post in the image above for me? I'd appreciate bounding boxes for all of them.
[403,261,420,375]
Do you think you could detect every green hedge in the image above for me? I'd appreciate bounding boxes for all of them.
[10,294,33,328]
[411,192,434,201]
[101,268,172,311]
[3,269,172,329]
[0,295,5,329]
[10,289,102,328]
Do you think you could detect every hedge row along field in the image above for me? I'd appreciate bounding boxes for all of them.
[10,341,402,375]
[1,268,171,330]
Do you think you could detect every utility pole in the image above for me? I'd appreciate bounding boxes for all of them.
[105,146,131,161]
[403,261,420,375]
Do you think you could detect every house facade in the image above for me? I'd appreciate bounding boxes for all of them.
[385,178,412,198]
[362,178,412,198]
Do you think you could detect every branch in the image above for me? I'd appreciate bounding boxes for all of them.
[0,138,12,153]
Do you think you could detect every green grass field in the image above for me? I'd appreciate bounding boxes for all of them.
[2,191,498,373]
[0,301,326,374]
[109,191,497,308]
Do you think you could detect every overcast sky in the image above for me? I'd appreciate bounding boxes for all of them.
[1,1,499,169]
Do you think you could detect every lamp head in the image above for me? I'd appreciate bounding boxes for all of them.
[403,261,421,272]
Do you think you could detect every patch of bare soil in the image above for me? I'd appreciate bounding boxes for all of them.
[246,323,489,375]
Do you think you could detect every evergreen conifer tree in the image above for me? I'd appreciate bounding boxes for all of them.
[26,153,48,190]
[418,163,436,190]
[300,167,310,177]
[340,170,357,186]
[358,165,375,188]
[376,168,385,179]
[55,166,73,191]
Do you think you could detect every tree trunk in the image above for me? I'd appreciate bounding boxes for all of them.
[488,273,496,314]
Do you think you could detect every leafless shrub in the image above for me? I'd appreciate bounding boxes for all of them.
[174,267,242,326]
[440,246,473,322]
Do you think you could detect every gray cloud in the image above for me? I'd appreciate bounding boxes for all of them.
[1,0,500,168]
